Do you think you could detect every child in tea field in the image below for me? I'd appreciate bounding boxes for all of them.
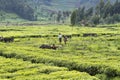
[63,35,68,44]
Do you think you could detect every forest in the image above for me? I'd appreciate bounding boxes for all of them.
[71,0,120,26]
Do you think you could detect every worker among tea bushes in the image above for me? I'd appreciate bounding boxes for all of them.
[58,33,62,44]
[63,35,68,44]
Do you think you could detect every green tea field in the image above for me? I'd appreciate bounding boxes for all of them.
[0,24,120,80]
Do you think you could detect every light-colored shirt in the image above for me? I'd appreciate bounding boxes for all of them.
[58,34,62,38]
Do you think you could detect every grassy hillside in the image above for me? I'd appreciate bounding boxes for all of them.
[0,24,120,80]
[0,11,27,22]
[0,0,36,21]
[35,0,120,11]
[0,0,120,22]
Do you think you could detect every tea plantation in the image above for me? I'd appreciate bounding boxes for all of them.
[0,24,120,80]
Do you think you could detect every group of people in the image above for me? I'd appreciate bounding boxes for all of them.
[40,33,68,50]
[58,33,68,44]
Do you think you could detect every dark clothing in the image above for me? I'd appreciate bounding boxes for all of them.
[59,38,62,43]
[63,36,67,44]
[58,34,62,44]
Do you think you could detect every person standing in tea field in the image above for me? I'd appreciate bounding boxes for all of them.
[58,33,62,44]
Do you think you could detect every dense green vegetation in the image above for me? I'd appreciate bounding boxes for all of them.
[0,0,120,79]
[0,24,120,80]
[0,0,37,21]
[0,0,120,22]
[71,0,120,26]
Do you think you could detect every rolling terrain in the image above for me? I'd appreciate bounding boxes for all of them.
[0,0,120,22]
[0,0,120,80]
[0,24,120,80]
[32,0,120,10]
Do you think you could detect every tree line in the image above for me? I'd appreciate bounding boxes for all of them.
[48,11,71,23]
[71,0,120,26]
[0,0,37,21]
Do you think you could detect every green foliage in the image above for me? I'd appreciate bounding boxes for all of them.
[0,0,119,22]
[71,10,77,25]
[0,0,37,21]
[0,24,120,80]
[71,0,120,25]
[91,16,100,25]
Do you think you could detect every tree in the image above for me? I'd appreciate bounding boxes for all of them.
[71,10,77,25]
[103,0,112,18]
[96,0,105,17]
[85,7,93,18]
[113,0,120,15]
[91,15,100,25]
[76,7,85,23]
[113,14,120,23]
[57,11,62,22]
